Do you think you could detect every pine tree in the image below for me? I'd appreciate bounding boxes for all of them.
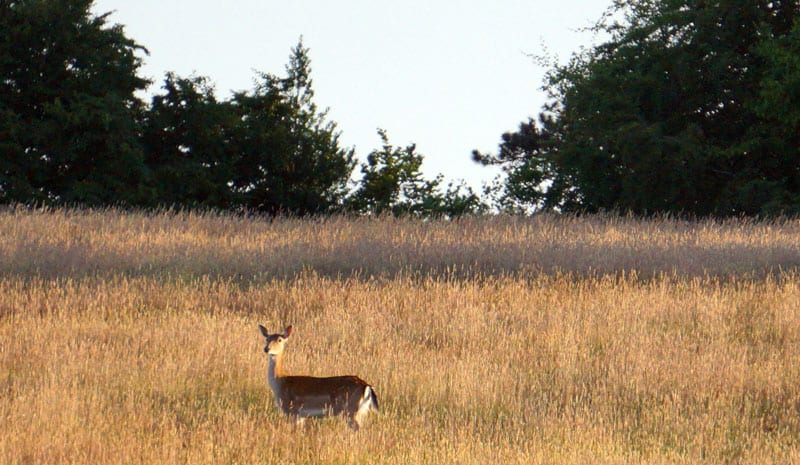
[229,39,355,214]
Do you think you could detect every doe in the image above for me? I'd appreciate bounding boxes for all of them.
[258,324,379,430]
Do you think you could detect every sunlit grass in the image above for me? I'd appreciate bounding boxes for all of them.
[2,207,800,280]
[1,208,799,464]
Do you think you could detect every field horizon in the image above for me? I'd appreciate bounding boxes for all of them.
[2,208,799,464]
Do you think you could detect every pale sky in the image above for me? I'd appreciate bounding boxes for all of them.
[92,0,611,191]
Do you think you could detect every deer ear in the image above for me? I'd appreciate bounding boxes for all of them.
[284,325,293,338]
[258,324,270,337]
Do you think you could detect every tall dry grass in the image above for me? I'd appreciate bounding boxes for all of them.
[1,208,799,464]
[2,206,800,279]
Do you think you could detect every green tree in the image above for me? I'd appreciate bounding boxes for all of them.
[140,73,238,209]
[478,0,800,216]
[229,40,355,215]
[349,129,424,215]
[743,17,800,214]
[0,0,150,205]
[351,129,484,216]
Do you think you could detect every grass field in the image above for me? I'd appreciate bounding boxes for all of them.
[1,208,799,464]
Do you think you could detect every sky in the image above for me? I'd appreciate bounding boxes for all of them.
[91,0,611,192]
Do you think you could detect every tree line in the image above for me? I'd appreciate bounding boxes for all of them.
[0,0,482,216]
[3,0,800,217]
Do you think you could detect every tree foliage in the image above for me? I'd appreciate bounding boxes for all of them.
[1,5,483,216]
[478,0,800,216]
[351,130,484,216]
[0,0,149,205]
[228,40,355,215]
[139,41,356,215]
[140,73,237,209]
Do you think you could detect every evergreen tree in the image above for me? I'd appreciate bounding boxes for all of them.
[140,73,237,209]
[0,0,149,205]
[229,40,355,215]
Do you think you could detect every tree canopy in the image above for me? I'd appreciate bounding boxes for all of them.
[478,0,800,216]
[350,129,484,217]
[11,0,795,217]
[139,73,237,209]
[1,2,480,216]
[228,41,355,215]
[140,41,357,215]
[1,0,149,205]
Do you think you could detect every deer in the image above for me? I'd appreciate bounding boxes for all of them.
[258,324,379,431]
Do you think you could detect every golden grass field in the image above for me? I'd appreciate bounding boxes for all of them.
[1,208,799,464]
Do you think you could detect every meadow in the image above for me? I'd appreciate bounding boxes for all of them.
[1,207,799,464]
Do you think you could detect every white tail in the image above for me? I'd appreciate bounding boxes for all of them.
[258,324,379,430]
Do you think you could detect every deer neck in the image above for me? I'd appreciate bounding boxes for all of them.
[267,353,286,394]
